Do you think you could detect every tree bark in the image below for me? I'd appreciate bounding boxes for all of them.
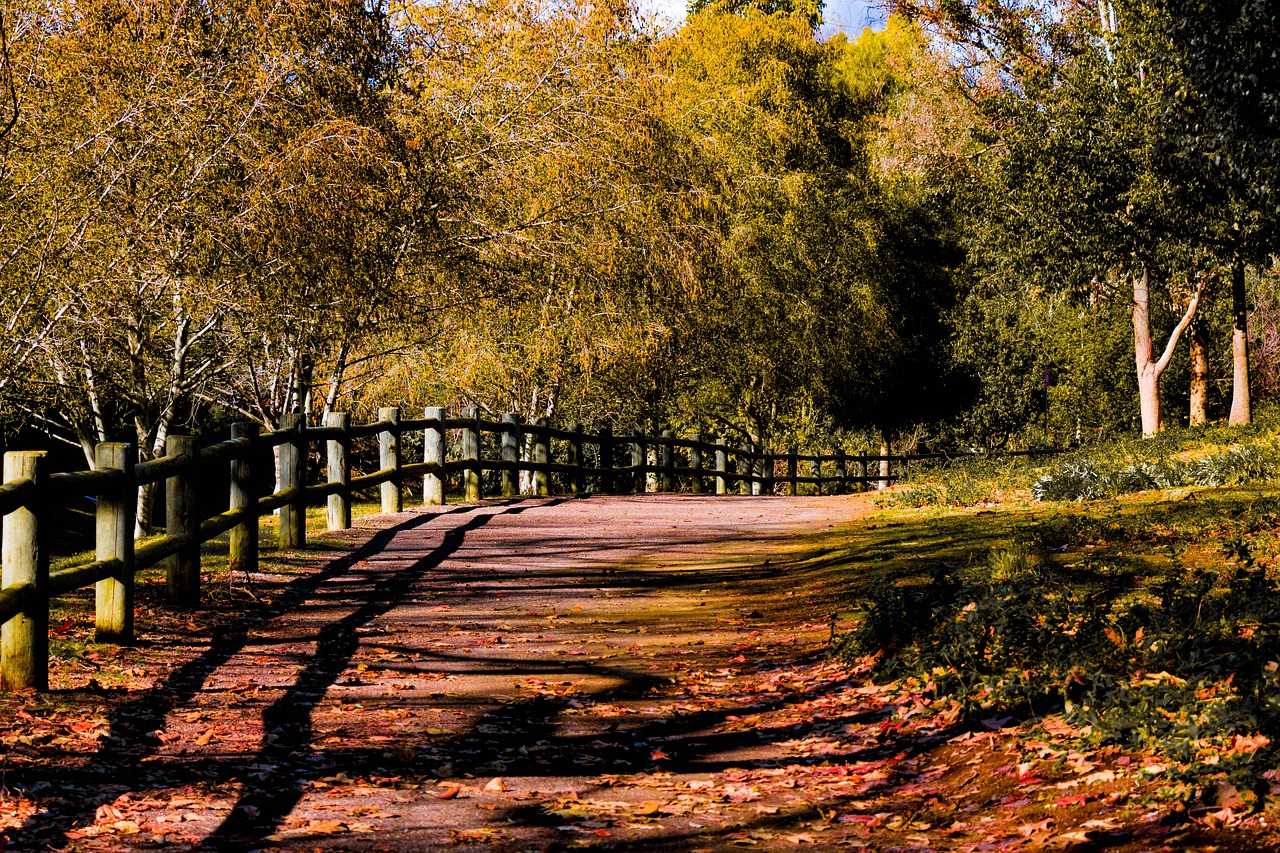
[1189,313,1210,426]
[1133,266,1203,436]
[1229,256,1251,425]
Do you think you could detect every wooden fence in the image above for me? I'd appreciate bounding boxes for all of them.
[0,406,923,691]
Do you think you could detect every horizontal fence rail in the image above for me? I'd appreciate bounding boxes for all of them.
[0,405,1055,691]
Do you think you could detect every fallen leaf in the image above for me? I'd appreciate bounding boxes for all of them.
[1017,818,1054,837]
[304,819,350,835]
[436,784,463,800]
[483,777,506,792]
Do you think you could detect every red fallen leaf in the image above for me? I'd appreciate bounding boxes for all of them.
[590,829,612,837]
[839,814,882,826]
[95,804,125,823]
[651,749,669,761]
[436,784,463,800]
[1231,733,1270,753]
[1053,795,1089,807]
[730,655,747,663]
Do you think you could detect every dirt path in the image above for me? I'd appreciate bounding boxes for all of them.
[3,494,887,852]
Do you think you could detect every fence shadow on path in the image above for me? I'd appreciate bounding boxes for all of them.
[7,501,536,849]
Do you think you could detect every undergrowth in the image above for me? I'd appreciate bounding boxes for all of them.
[837,540,1280,788]
[1033,445,1278,501]
[878,453,1051,508]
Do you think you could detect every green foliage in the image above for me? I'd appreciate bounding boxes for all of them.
[1032,444,1279,501]
[950,291,1142,446]
[876,466,992,508]
[1151,0,1280,267]
[686,0,824,30]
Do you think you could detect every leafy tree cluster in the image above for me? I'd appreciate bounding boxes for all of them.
[895,0,1280,442]
[0,0,970,485]
[5,0,1280,494]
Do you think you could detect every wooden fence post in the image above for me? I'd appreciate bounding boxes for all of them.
[500,413,520,498]
[598,422,613,494]
[165,435,200,608]
[534,417,551,497]
[737,445,750,495]
[630,429,645,494]
[424,407,446,506]
[325,412,351,531]
[858,450,869,493]
[380,407,402,514]
[787,448,798,497]
[690,433,704,494]
[660,430,674,492]
[568,423,584,495]
[2,451,47,690]
[278,413,307,549]
[229,423,259,576]
[714,438,727,496]
[95,442,135,643]
[879,442,890,490]
[754,448,767,496]
[835,448,847,494]
[462,407,482,502]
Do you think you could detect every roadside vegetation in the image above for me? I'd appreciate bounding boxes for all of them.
[840,418,1280,816]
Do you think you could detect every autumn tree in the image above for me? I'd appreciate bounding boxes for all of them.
[1,0,270,489]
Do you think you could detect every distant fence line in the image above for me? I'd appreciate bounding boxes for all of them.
[0,405,1022,692]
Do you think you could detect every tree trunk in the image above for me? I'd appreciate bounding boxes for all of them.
[1133,266,1203,436]
[1133,267,1161,435]
[1229,256,1251,425]
[1189,314,1210,426]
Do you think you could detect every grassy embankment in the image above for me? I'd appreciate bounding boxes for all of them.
[832,415,1280,796]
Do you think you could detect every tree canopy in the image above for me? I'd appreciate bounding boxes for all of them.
[2,0,1279,464]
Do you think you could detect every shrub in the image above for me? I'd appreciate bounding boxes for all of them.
[1032,444,1278,501]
